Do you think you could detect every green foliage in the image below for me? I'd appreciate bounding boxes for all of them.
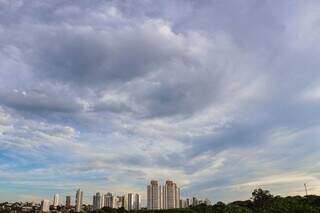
[138,209,195,213]
[251,188,273,209]
[265,196,319,213]
[190,203,212,213]
[93,207,119,213]
[223,204,252,213]
[229,200,253,210]
[212,202,225,213]
[305,195,320,208]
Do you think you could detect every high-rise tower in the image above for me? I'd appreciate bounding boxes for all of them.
[40,200,50,213]
[133,193,141,210]
[126,193,134,211]
[147,180,162,210]
[53,194,59,207]
[93,192,103,210]
[66,196,71,208]
[163,180,180,209]
[75,189,83,212]
[104,192,116,208]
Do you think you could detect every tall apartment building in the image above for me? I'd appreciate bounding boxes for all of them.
[186,198,190,207]
[93,195,96,210]
[104,192,116,208]
[192,197,198,206]
[147,180,181,210]
[40,200,50,213]
[176,187,180,208]
[116,195,125,208]
[133,193,141,210]
[53,194,59,207]
[147,180,162,210]
[163,180,180,209]
[126,193,134,211]
[180,199,187,208]
[75,189,83,212]
[66,196,71,208]
[93,192,103,210]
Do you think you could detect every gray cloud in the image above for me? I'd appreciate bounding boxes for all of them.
[1,0,320,203]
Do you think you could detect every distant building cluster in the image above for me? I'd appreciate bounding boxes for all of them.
[92,192,141,211]
[38,189,84,212]
[38,189,141,212]
[0,180,211,212]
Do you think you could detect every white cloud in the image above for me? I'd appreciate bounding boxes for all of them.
[1,0,320,204]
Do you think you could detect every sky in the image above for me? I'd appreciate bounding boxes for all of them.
[1,0,320,205]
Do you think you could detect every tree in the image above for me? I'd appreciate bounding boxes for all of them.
[190,203,211,213]
[230,200,253,209]
[251,188,273,209]
[223,204,252,213]
[305,195,320,208]
[101,207,118,213]
[267,196,319,213]
[212,202,225,213]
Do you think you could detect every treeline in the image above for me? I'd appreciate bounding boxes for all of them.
[93,189,320,213]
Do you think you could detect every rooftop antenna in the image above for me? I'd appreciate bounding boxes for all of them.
[304,183,308,196]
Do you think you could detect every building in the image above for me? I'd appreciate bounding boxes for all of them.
[116,196,125,208]
[125,193,141,210]
[133,193,141,210]
[163,180,180,209]
[40,200,50,213]
[93,192,103,210]
[147,180,162,210]
[124,195,128,210]
[93,195,96,210]
[104,192,116,208]
[176,186,180,208]
[75,189,83,212]
[180,199,188,208]
[126,193,134,211]
[186,198,190,207]
[53,194,59,207]
[66,196,71,208]
[192,197,198,206]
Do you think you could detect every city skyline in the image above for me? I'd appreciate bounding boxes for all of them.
[2,180,208,210]
[1,0,320,204]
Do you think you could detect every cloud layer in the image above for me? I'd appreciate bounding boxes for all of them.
[1,0,320,204]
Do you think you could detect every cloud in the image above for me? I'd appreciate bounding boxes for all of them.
[0,0,320,204]
[0,0,263,117]
[0,107,76,151]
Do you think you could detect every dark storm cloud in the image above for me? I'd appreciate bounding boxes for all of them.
[0,2,256,117]
[31,24,187,85]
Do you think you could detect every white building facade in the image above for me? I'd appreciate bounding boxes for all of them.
[104,192,116,208]
[147,180,162,210]
[75,189,83,212]
[93,192,103,210]
[53,194,59,207]
[147,180,181,210]
[163,180,180,209]
[40,200,50,213]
